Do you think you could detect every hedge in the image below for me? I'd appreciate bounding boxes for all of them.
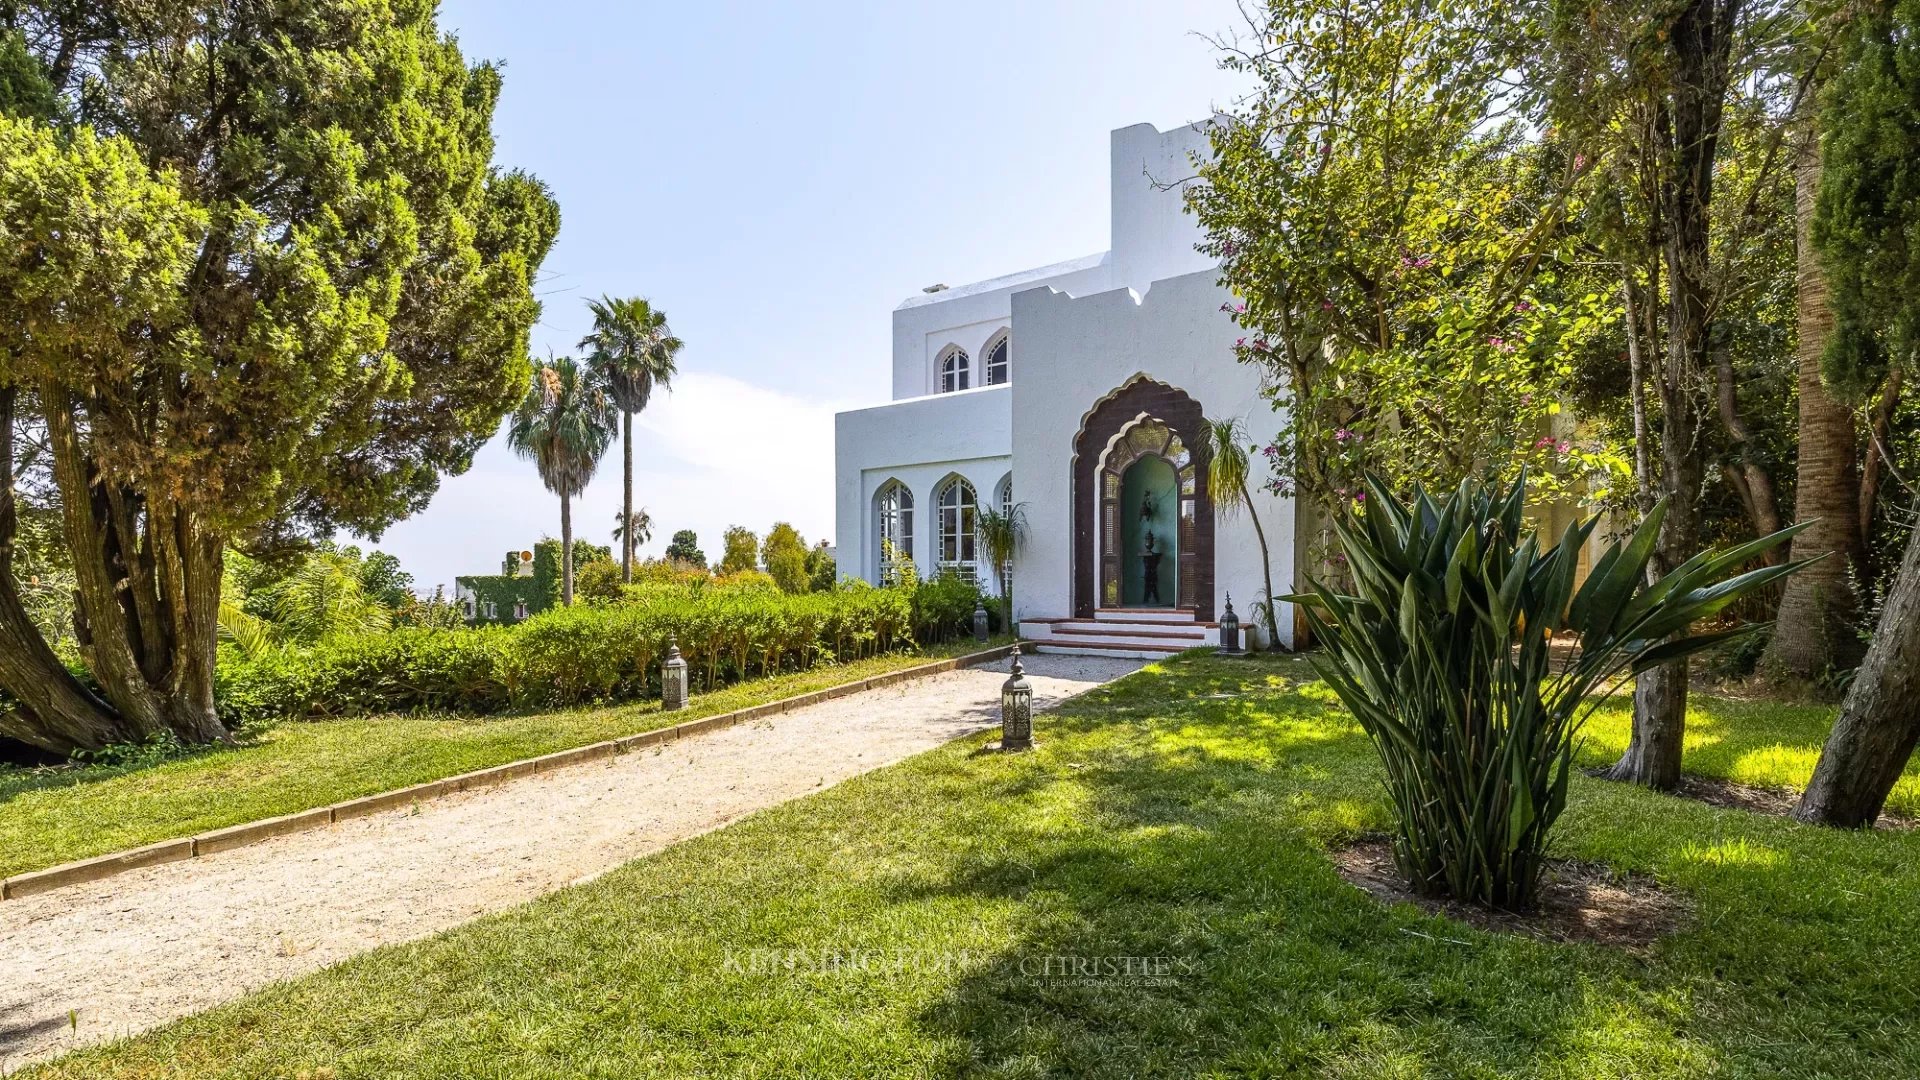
[214,581,948,725]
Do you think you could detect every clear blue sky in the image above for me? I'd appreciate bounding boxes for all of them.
[371,0,1251,592]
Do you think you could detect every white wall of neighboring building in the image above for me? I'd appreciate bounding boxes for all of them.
[1009,270,1296,646]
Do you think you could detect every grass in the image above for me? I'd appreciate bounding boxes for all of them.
[0,639,1007,880]
[27,653,1920,1078]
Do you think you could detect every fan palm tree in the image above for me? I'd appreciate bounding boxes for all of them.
[581,296,683,583]
[1205,416,1282,649]
[507,356,617,606]
[613,507,653,552]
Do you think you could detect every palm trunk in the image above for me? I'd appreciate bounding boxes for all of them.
[622,411,634,584]
[561,492,574,607]
[1794,492,1920,827]
[1766,122,1867,677]
[1239,480,1282,649]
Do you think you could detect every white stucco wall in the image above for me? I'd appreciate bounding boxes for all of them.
[1008,270,1296,647]
[834,385,1012,587]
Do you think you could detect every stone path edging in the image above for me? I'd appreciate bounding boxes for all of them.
[0,643,1022,902]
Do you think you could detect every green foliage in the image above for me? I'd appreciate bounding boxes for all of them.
[910,572,991,644]
[1191,0,1625,511]
[1816,0,1920,402]
[1295,473,1806,908]
[215,583,919,725]
[805,545,838,593]
[574,559,626,604]
[665,530,705,566]
[0,29,54,120]
[719,526,760,575]
[508,357,617,502]
[581,296,681,416]
[533,536,610,605]
[761,522,810,594]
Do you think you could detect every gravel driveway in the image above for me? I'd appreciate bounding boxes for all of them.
[0,652,1141,1068]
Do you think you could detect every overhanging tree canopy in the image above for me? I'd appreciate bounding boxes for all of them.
[0,2,559,753]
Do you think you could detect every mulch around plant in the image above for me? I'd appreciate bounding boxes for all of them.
[1330,837,1687,951]
[1589,770,1919,830]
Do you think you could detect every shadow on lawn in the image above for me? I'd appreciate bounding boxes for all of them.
[902,655,1920,1078]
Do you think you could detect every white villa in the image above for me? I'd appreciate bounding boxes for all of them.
[834,120,1296,657]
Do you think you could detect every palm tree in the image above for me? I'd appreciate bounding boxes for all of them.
[1205,416,1282,649]
[507,356,617,606]
[613,507,653,552]
[581,296,683,584]
[976,502,1027,621]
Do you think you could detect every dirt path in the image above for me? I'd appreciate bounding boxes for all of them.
[0,653,1141,1069]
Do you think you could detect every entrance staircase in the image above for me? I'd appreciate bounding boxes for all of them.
[1018,608,1218,660]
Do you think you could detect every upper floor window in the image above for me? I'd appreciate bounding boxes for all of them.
[935,476,979,582]
[939,346,970,393]
[984,332,1010,385]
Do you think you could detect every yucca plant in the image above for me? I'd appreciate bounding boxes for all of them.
[1294,473,1808,910]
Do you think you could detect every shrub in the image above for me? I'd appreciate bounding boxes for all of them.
[1295,474,1804,910]
[215,582,915,723]
[910,572,989,643]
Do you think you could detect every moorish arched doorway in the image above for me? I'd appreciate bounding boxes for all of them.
[1071,376,1213,620]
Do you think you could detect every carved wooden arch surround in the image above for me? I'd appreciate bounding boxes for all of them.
[1071,376,1214,620]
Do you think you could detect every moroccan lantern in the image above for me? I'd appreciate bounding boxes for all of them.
[973,598,990,643]
[662,636,689,711]
[1219,592,1244,655]
[1000,645,1033,751]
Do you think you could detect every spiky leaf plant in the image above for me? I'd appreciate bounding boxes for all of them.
[1294,474,1808,910]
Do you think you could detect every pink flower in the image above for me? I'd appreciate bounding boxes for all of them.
[1334,428,1353,443]
[1515,300,1533,313]
[1236,337,1247,348]
[1573,152,1588,171]
[1535,435,1554,449]
[1320,300,1335,311]
[1556,440,1571,454]
[1253,338,1270,352]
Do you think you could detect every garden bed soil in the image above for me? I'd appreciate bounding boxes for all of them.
[1331,837,1687,951]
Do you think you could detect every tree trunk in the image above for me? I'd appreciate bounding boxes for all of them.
[561,492,574,606]
[0,384,130,755]
[0,385,229,752]
[1794,494,1920,827]
[1766,121,1867,678]
[1713,342,1784,554]
[1239,479,1283,649]
[622,410,634,584]
[1611,1,1734,790]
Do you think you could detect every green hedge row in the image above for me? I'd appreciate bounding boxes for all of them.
[214,580,984,725]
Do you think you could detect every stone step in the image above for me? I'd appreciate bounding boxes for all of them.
[1028,641,1192,660]
[1091,607,1204,625]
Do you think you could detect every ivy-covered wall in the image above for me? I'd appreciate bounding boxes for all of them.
[456,538,614,624]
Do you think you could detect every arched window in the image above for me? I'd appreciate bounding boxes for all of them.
[939,346,970,393]
[875,480,913,580]
[984,332,1010,386]
[935,476,979,582]
[994,473,1013,597]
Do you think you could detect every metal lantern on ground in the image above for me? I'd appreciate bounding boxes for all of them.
[1000,645,1033,751]
[973,598,990,643]
[1219,592,1244,655]
[662,636,689,711]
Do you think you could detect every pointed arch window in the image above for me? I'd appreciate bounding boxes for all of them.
[939,346,970,393]
[984,332,1010,386]
[875,480,914,580]
[935,476,979,582]
[994,473,1013,597]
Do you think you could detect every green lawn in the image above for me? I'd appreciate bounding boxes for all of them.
[0,641,1005,880]
[30,654,1920,1078]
